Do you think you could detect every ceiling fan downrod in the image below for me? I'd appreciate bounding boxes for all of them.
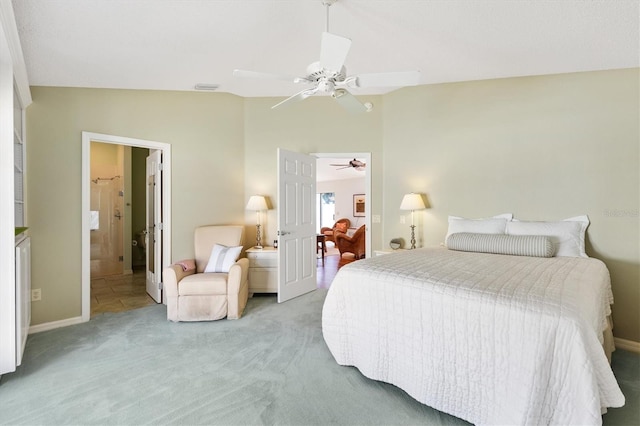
[322,0,337,33]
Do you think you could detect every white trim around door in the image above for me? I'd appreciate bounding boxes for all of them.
[81,132,172,322]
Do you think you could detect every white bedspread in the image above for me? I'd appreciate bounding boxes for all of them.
[322,248,625,425]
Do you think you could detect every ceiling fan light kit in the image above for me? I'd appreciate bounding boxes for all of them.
[233,0,420,113]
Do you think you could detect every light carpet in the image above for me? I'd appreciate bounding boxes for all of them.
[0,290,637,425]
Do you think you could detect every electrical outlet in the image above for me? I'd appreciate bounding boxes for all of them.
[372,215,381,223]
[400,215,406,224]
[31,288,41,302]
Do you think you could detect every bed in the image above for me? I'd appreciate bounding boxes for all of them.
[322,247,625,425]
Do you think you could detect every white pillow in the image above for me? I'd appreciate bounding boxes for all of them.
[446,213,512,240]
[447,233,555,258]
[506,215,589,258]
[204,244,243,273]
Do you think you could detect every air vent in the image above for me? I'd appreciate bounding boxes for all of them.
[194,83,219,91]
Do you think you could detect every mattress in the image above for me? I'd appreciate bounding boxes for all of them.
[322,248,625,425]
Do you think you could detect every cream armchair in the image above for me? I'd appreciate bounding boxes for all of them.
[163,225,249,322]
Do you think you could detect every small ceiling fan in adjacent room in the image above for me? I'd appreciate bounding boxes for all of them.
[331,158,366,171]
[233,0,421,113]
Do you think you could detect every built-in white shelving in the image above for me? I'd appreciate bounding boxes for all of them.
[13,86,24,228]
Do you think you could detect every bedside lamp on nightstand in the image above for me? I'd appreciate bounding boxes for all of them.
[400,193,426,249]
[246,195,268,249]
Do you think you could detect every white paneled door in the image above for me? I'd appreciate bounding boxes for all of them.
[277,149,317,303]
[145,150,163,303]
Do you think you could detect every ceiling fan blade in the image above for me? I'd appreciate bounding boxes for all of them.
[233,69,311,84]
[319,32,351,73]
[271,87,318,110]
[332,89,372,114]
[352,70,421,88]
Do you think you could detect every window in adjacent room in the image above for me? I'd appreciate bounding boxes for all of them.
[316,192,335,233]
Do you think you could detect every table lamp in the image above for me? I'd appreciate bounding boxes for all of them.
[400,193,426,249]
[246,195,268,249]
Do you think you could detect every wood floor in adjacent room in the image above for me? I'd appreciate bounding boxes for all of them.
[317,243,357,289]
[90,243,358,317]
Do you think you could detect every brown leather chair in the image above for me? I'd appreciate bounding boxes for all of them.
[335,225,366,259]
[320,218,351,245]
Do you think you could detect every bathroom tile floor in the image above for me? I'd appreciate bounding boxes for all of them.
[90,268,157,317]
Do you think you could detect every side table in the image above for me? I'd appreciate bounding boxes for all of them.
[246,247,277,295]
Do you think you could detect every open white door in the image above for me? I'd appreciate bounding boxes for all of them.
[145,150,163,303]
[277,149,317,303]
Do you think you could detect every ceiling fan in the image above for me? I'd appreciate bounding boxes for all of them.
[233,0,421,113]
[331,158,366,171]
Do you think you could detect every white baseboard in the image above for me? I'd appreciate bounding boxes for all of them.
[614,337,640,354]
[29,316,85,334]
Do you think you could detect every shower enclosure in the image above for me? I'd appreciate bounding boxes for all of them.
[90,175,124,277]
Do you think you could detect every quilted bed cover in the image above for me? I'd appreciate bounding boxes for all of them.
[322,248,625,425]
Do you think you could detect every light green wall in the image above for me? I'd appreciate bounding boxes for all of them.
[26,87,245,324]
[242,96,383,246]
[383,69,640,341]
[25,69,640,342]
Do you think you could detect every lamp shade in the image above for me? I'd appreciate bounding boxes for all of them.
[400,193,426,211]
[246,195,268,211]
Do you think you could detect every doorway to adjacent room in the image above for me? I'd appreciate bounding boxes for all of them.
[88,143,155,317]
[81,132,172,322]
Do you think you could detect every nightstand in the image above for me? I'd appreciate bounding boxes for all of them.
[246,247,278,294]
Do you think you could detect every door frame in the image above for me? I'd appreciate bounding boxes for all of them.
[312,152,371,258]
[81,132,172,322]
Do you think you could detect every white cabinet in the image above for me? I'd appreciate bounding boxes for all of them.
[15,236,30,366]
[246,247,277,294]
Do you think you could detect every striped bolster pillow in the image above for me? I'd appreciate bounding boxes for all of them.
[446,233,554,257]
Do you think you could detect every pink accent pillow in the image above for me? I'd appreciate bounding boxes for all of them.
[175,259,196,271]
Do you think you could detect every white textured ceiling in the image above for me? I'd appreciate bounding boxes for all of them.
[11,0,640,98]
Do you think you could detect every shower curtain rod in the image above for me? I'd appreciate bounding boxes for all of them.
[91,175,121,184]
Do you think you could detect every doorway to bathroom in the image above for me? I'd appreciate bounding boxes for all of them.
[89,143,139,277]
[81,132,172,322]
[89,143,151,316]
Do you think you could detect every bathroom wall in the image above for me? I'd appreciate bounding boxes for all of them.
[90,142,124,277]
[131,147,149,267]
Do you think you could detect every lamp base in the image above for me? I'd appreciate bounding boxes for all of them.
[409,224,416,249]
[255,224,263,249]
